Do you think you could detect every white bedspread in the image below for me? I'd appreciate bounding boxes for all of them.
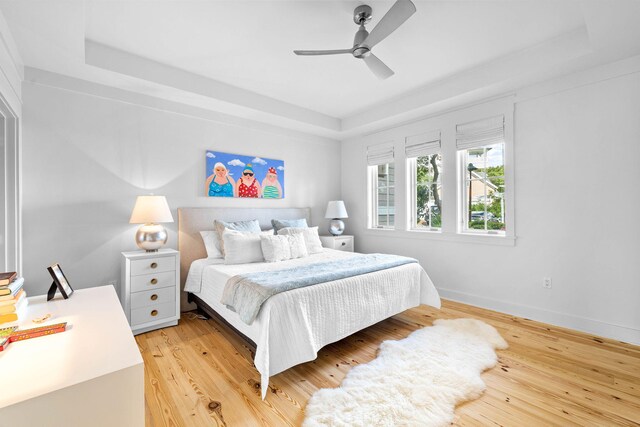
[184,249,441,399]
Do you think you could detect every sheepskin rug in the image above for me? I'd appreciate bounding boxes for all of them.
[303,318,508,427]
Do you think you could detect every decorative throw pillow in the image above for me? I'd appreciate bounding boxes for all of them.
[260,235,291,262]
[222,229,271,265]
[199,230,223,258]
[260,234,308,262]
[278,226,323,254]
[288,233,309,259]
[214,219,261,255]
[271,218,308,234]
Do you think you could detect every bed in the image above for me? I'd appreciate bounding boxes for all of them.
[178,207,441,399]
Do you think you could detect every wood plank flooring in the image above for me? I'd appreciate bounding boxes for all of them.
[136,300,640,426]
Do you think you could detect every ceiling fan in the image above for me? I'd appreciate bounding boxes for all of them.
[293,0,416,80]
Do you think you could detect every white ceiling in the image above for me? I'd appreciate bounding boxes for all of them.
[82,0,584,117]
[2,0,640,137]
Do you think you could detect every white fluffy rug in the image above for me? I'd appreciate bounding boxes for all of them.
[303,318,508,427]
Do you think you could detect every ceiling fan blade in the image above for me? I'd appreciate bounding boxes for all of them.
[362,0,416,49]
[294,49,352,56]
[363,53,394,79]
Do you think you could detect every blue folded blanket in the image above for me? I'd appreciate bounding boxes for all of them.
[221,253,418,325]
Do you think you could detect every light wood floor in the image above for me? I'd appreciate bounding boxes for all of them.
[136,300,640,426]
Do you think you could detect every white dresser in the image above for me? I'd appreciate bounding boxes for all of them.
[319,235,355,252]
[0,286,144,427]
[121,249,180,335]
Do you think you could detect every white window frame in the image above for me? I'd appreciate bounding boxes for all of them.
[454,105,514,240]
[408,155,442,232]
[363,96,515,246]
[368,163,395,229]
[458,145,506,236]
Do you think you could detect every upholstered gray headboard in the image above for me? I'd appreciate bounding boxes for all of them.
[177,207,311,310]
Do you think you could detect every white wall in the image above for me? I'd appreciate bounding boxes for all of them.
[342,66,640,344]
[21,80,341,299]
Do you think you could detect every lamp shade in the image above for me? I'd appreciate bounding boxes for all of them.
[129,195,174,224]
[325,200,348,219]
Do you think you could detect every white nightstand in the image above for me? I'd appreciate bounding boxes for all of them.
[319,235,354,252]
[121,248,180,335]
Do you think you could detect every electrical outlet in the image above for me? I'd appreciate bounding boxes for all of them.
[542,277,552,289]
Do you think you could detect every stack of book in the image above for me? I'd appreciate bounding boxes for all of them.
[0,272,28,325]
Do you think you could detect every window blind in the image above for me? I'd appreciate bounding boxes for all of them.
[367,143,394,166]
[456,115,505,150]
[405,130,441,158]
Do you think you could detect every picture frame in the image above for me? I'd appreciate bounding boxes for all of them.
[205,150,285,199]
[47,263,74,301]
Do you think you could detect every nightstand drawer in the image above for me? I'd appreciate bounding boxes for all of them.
[131,271,175,293]
[131,301,176,326]
[130,256,175,276]
[131,287,175,309]
[333,237,353,251]
[319,235,354,252]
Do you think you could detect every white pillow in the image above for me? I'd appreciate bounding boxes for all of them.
[214,219,261,256]
[199,231,223,258]
[260,234,308,262]
[288,233,308,259]
[277,226,323,254]
[222,229,271,265]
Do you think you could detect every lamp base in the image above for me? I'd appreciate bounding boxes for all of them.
[329,219,345,236]
[135,223,168,252]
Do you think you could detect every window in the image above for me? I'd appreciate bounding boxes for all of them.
[457,116,506,234]
[367,143,395,229]
[364,98,514,243]
[372,163,395,228]
[412,155,442,230]
[406,130,442,231]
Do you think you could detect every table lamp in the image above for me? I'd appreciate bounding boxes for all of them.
[129,195,174,252]
[325,200,348,236]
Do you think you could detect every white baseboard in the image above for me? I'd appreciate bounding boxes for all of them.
[437,288,640,346]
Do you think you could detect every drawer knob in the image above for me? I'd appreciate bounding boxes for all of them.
[151,309,158,317]
[150,278,158,285]
[341,242,346,246]
[151,294,158,301]
[150,262,158,269]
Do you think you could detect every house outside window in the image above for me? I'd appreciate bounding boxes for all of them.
[457,115,506,235]
[373,163,395,228]
[367,143,395,229]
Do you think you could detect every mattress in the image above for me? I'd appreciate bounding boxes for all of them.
[185,248,441,399]
[188,258,263,344]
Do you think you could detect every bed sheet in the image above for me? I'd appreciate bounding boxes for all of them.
[185,249,441,399]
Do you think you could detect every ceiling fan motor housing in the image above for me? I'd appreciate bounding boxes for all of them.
[352,25,370,58]
[352,44,370,58]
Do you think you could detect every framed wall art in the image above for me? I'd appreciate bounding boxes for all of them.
[205,150,284,199]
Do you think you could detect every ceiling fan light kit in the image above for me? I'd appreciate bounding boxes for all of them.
[294,0,416,80]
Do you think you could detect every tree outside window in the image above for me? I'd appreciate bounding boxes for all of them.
[415,154,442,229]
